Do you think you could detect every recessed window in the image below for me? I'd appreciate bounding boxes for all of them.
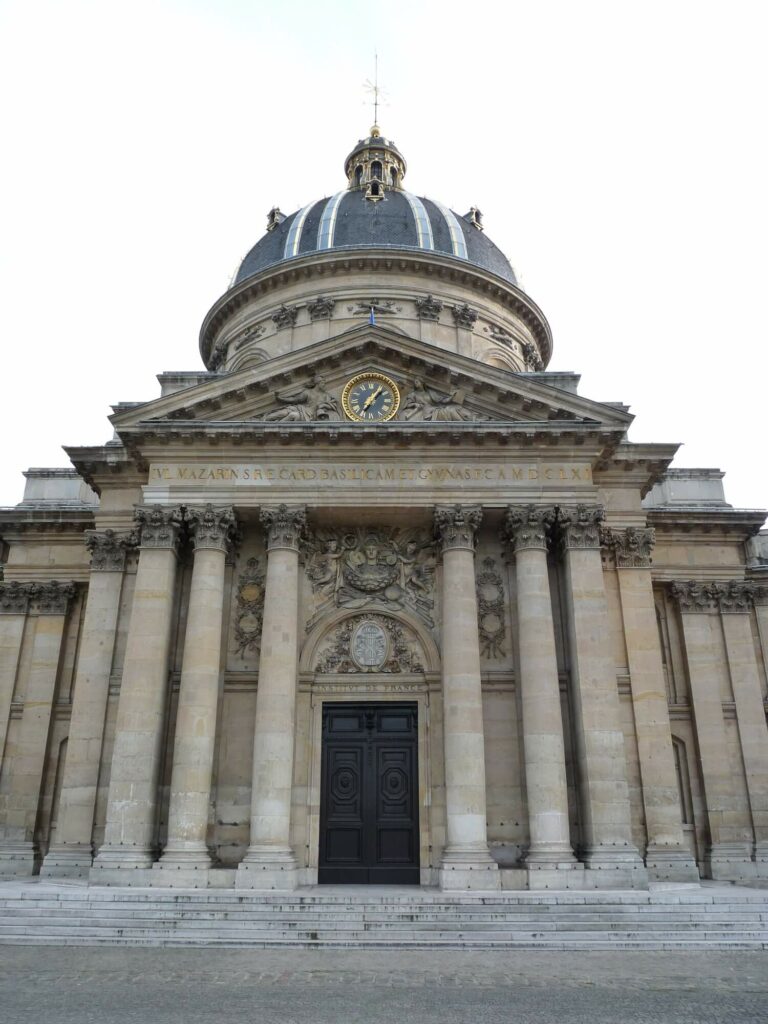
[355,166,363,187]
[371,161,382,180]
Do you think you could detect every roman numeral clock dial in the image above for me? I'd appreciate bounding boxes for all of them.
[341,373,400,422]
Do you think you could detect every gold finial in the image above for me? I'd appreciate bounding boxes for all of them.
[370,124,381,137]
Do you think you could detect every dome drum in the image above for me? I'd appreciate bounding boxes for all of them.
[201,251,551,375]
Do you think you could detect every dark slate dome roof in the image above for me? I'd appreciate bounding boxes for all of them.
[233,190,518,287]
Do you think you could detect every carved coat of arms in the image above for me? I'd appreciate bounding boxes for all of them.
[305,528,436,627]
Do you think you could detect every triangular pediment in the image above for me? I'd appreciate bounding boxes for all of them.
[111,325,632,442]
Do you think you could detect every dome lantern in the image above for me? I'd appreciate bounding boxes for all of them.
[344,125,407,198]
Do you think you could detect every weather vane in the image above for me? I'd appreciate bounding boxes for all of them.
[363,53,387,126]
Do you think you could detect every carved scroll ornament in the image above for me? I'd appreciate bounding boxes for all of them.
[476,557,506,659]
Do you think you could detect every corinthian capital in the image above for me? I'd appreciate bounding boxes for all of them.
[505,504,555,552]
[713,581,755,614]
[28,581,77,615]
[558,504,605,552]
[0,581,34,615]
[187,505,238,552]
[133,505,185,550]
[606,526,655,569]
[434,504,482,551]
[670,580,717,614]
[260,504,307,551]
[85,529,134,572]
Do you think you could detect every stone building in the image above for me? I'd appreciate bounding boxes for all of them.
[1,126,766,891]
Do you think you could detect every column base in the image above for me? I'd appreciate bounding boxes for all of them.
[706,842,756,881]
[524,843,579,870]
[235,846,299,890]
[152,842,213,887]
[581,843,649,886]
[90,844,157,886]
[0,840,36,877]
[40,844,93,879]
[439,845,501,891]
[644,843,700,883]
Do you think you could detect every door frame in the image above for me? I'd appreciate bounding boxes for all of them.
[305,683,435,886]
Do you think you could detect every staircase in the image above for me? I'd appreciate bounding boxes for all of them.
[0,882,766,949]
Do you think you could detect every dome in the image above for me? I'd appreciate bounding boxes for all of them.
[233,127,518,288]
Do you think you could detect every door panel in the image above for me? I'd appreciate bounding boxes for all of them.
[319,703,419,884]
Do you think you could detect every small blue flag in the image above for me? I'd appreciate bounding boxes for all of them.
[369,306,376,325]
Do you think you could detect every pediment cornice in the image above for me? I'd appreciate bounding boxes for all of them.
[111,328,633,440]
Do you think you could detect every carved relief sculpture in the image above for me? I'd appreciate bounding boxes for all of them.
[233,323,266,350]
[234,557,266,656]
[399,378,490,422]
[346,299,401,316]
[305,527,436,627]
[521,341,544,371]
[307,296,336,320]
[314,614,424,674]
[271,304,299,329]
[451,303,478,328]
[476,556,506,658]
[262,375,342,422]
[414,295,443,320]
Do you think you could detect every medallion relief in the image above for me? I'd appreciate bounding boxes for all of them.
[314,614,425,674]
[476,556,507,659]
[305,527,436,627]
[233,557,266,657]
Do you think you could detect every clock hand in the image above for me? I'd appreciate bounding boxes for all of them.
[363,385,383,410]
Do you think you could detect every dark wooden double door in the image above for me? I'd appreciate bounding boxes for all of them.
[319,703,419,884]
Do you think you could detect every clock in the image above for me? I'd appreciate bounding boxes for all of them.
[342,372,400,422]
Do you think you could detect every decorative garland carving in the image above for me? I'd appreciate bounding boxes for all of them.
[476,557,506,658]
[414,295,443,320]
[305,527,436,627]
[314,614,424,674]
[233,323,266,351]
[346,299,401,316]
[234,557,266,657]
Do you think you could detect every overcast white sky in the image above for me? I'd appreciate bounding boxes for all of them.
[0,0,765,511]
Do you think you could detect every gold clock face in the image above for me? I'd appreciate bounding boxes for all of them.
[342,372,400,422]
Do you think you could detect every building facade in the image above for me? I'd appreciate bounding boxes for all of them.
[1,127,767,891]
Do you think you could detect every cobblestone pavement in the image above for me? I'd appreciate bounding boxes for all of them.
[1,947,766,1023]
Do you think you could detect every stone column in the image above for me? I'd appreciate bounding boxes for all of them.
[0,583,32,773]
[505,506,577,877]
[434,504,500,890]
[237,504,306,890]
[670,581,754,878]
[608,529,699,882]
[716,582,768,877]
[41,532,132,879]
[155,505,236,884]
[559,505,646,882]
[91,506,183,882]
[0,582,76,875]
